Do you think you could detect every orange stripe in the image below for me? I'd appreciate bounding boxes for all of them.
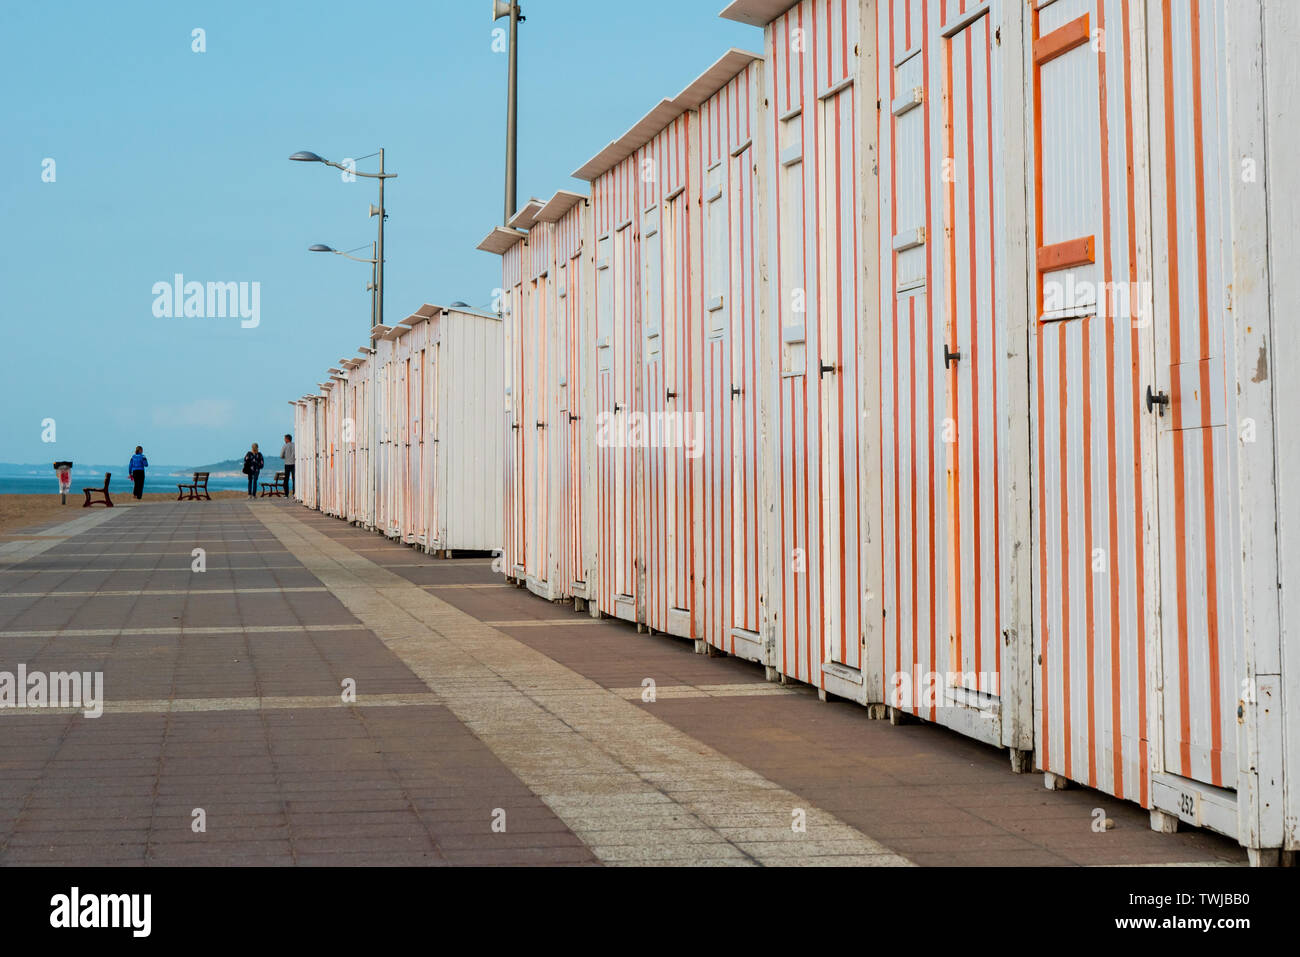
[1037,236,1096,272]
[1033,14,1090,66]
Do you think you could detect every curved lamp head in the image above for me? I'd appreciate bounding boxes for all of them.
[290,151,326,163]
[308,244,334,253]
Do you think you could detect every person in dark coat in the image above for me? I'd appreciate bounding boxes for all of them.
[243,443,265,499]
[281,434,295,495]
[128,446,148,500]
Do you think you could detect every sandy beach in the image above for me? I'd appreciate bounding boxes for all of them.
[0,491,255,538]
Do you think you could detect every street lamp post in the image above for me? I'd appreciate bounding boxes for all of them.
[292,149,395,534]
[290,149,396,342]
[307,243,378,329]
[493,2,524,223]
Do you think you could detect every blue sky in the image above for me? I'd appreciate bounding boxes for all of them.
[0,0,758,466]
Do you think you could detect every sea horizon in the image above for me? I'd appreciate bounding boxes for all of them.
[0,459,287,495]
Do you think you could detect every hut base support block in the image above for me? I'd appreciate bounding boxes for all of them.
[1009,749,1034,774]
[887,707,917,726]
[1149,809,1180,834]
[1043,771,1072,791]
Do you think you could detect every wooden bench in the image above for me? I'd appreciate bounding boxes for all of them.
[260,471,287,498]
[82,473,113,508]
[177,472,211,501]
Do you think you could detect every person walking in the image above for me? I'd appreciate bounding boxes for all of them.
[128,446,148,500]
[281,434,295,496]
[243,443,264,499]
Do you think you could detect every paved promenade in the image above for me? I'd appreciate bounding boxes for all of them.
[0,501,1245,865]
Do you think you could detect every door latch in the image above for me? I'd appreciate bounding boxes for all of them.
[819,360,836,380]
[1146,385,1169,417]
[665,388,678,400]
[730,385,743,398]
[536,421,546,429]
[944,344,962,369]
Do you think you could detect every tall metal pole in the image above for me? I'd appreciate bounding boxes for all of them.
[504,5,520,223]
[372,150,383,535]
[377,147,386,330]
[370,241,377,329]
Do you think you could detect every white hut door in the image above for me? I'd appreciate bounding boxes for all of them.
[613,224,633,600]
[596,234,616,596]
[1145,2,1237,792]
[818,84,858,671]
[722,150,760,641]
[397,358,408,536]
[510,288,526,568]
[533,276,550,585]
[429,342,440,546]
[662,194,688,618]
[411,350,423,542]
[941,8,1000,704]
[566,254,586,585]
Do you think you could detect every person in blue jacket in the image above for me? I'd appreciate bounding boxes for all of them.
[128,446,148,500]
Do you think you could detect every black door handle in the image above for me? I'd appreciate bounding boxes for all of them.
[568,412,580,423]
[666,388,678,400]
[1146,385,1169,417]
[731,385,743,398]
[536,421,546,429]
[819,360,836,380]
[944,344,962,369]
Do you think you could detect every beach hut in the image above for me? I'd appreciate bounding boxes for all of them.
[689,53,769,664]
[480,194,598,604]
[291,395,322,510]
[477,225,529,578]
[571,50,765,638]
[510,198,562,596]
[572,116,648,627]
[536,190,598,607]
[1021,0,1295,861]
[722,1,876,704]
[855,0,1033,756]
